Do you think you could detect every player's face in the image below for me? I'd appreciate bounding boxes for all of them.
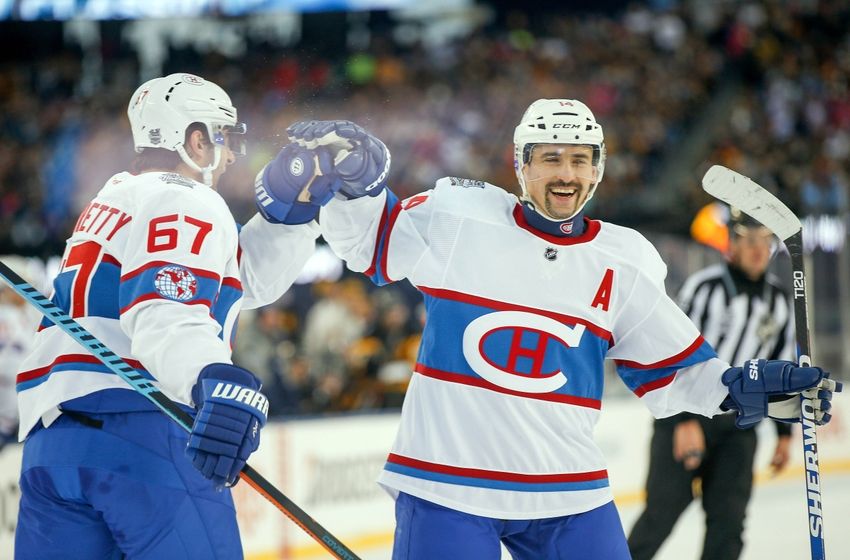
[522,144,597,220]
[730,226,773,280]
[203,134,237,189]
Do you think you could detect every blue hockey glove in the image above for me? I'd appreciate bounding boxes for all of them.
[287,120,390,199]
[255,143,341,224]
[721,359,841,429]
[186,363,269,489]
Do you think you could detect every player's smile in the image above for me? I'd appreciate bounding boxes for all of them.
[545,180,585,218]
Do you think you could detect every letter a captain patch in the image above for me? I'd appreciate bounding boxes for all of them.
[591,268,614,311]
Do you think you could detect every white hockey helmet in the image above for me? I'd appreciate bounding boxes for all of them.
[513,99,606,219]
[127,73,246,185]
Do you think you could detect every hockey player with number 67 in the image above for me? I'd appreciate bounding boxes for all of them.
[259,102,842,559]
[14,74,342,559]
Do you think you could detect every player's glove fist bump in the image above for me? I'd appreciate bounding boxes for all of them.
[187,363,269,489]
[255,143,340,224]
[721,359,842,429]
[287,120,390,199]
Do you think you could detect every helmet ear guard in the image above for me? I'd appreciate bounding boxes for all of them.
[513,99,606,221]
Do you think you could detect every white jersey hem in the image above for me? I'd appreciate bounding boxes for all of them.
[378,472,614,520]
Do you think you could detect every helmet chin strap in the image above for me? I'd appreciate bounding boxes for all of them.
[175,144,222,186]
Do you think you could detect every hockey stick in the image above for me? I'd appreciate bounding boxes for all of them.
[702,165,827,560]
[0,260,360,560]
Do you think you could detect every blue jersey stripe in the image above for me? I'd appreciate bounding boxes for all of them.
[616,337,717,396]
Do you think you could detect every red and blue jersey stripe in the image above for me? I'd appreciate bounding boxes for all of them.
[119,261,221,313]
[16,353,153,392]
[385,453,609,492]
[212,277,243,344]
[364,189,402,286]
[615,336,716,397]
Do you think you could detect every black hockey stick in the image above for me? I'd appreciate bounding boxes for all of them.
[702,165,827,560]
[0,260,360,560]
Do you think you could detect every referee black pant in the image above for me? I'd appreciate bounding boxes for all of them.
[628,414,757,560]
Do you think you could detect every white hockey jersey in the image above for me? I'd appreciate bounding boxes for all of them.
[321,178,730,520]
[17,171,319,439]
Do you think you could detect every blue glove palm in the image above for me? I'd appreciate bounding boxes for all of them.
[287,120,390,198]
[186,363,269,489]
[255,143,341,224]
[722,359,841,429]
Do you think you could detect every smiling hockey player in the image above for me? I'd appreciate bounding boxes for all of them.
[275,101,840,559]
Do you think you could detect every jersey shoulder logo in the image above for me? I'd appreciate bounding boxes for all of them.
[448,177,485,189]
[154,265,198,302]
[160,173,195,188]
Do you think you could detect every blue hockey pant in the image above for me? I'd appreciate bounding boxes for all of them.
[15,411,242,559]
[392,492,631,559]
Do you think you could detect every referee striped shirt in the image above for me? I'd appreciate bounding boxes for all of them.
[678,263,795,367]
[674,262,795,434]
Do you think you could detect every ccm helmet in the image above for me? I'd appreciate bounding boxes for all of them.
[513,99,606,220]
[127,73,246,185]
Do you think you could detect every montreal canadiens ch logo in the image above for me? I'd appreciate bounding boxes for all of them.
[154,265,198,302]
[462,311,586,393]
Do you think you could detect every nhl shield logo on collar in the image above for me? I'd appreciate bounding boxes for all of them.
[544,247,558,261]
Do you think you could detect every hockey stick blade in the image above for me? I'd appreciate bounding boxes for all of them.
[0,260,361,560]
[701,165,827,560]
[701,165,801,240]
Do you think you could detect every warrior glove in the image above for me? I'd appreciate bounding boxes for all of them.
[187,363,269,489]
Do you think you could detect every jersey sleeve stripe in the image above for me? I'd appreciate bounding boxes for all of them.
[120,261,221,283]
[415,363,602,409]
[632,372,677,397]
[614,335,706,370]
[364,190,401,285]
[119,263,221,314]
[616,337,717,396]
[419,286,613,343]
[221,277,243,290]
[379,201,403,284]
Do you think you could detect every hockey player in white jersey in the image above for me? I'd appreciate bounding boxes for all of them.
[277,102,839,559]
[14,73,343,559]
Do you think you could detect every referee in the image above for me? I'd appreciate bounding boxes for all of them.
[628,208,795,560]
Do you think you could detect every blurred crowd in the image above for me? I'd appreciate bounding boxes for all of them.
[1,1,849,416]
[700,0,850,217]
[231,278,424,416]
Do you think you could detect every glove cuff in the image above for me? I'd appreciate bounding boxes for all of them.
[193,363,268,425]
